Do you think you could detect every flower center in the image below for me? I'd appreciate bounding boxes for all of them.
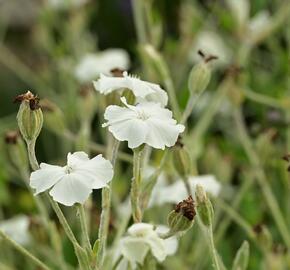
[136,109,149,121]
[65,166,73,174]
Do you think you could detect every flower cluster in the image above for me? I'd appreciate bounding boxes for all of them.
[94,71,185,149]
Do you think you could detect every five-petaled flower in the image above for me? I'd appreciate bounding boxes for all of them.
[93,71,168,107]
[30,152,113,206]
[102,97,185,149]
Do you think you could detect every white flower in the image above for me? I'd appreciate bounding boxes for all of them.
[0,215,30,245]
[102,97,185,149]
[248,10,271,36]
[93,72,168,107]
[226,0,250,29]
[149,175,221,207]
[30,152,113,206]
[119,223,177,268]
[75,49,130,83]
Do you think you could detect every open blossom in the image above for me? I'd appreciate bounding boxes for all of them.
[0,215,30,245]
[75,49,130,82]
[93,72,168,107]
[149,175,221,207]
[102,97,185,149]
[117,223,177,269]
[30,152,113,206]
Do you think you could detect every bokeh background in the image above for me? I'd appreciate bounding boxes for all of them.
[1,0,290,269]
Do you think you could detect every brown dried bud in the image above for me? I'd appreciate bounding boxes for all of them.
[14,91,40,110]
[175,195,196,221]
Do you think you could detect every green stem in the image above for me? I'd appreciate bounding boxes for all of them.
[96,140,120,269]
[0,230,51,270]
[77,204,92,255]
[131,0,147,44]
[207,226,221,270]
[26,139,39,171]
[131,147,144,223]
[181,93,200,124]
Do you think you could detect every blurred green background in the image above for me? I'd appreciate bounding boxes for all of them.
[1,0,290,269]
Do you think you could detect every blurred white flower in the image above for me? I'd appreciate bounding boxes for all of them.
[75,49,130,83]
[226,0,250,29]
[149,175,221,207]
[118,223,177,268]
[102,97,184,149]
[47,0,88,10]
[0,215,30,245]
[30,152,113,206]
[248,10,271,35]
[93,71,168,107]
[190,31,232,68]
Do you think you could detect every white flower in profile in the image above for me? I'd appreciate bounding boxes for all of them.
[149,175,221,207]
[118,223,177,269]
[102,97,185,149]
[75,49,130,83]
[93,71,168,107]
[30,152,113,206]
[0,215,30,245]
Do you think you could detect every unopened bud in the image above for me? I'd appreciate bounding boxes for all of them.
[167,196,195,234]
[172,139,191,177]
[4,130,28,171]
[40,99,66,134]
[188,55,213,95]
[195,185,214,227]
[15,91,43,143]
[253,224,272,251]
[232,241,250,270]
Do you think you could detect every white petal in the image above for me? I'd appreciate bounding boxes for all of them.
[145,235,167,262]
[155,225,178,256]
[30,163,65,195]
[120,237,149,264]
[190,175,221,197]
[128,223,154,237]
[49,174,92,206]
[93,74,129,94]
[74,154,114,188]
[67,151,89,168]
[108,118,148,149]
[146,118,185,149]
[0,215,30,245]
[103,104,137,126]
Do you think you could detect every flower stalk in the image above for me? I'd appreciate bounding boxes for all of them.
[96,139,120,269]
[131,147,144,223]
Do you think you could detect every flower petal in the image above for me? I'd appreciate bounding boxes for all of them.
[145,234,167,262]
[93,74,129,94]
[30,163,65,195]
[67,151,89,168]
[120,237,149,264]
[146,118,185,149]
[49,174,92,206]
[74,154,114,189]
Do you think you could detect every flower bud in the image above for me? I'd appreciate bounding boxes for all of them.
[172,139,191,177]
[40,99,66,135]
[188,58,212,95]
[167,196,195,234]
[232,241,250,270]
[4,130,29,172]
[15,91,43,143]
[195,185,214,227]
